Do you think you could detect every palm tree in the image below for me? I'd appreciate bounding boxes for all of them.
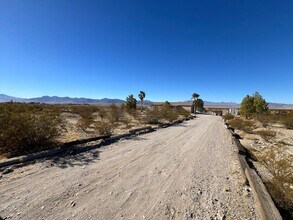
[138,91,146,112]
[191,93,200,113]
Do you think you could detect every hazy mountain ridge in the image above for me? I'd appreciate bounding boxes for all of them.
[0,94,292,108]
[0,94,150,105]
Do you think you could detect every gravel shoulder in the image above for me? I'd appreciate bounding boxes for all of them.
[0,115,258,219]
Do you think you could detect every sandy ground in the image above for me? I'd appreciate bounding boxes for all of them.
[0,115,258,220]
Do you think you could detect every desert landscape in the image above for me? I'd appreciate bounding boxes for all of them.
[0,93,292,219]
[1,1,293,219]
[1,115,259,219]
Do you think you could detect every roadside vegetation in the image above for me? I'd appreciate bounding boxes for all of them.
[0,92,191,158]
[0,103,64,157]
[224,92,293,217]
[257,149,293,217]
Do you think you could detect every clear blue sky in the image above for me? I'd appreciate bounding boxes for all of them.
[1,0,293,103]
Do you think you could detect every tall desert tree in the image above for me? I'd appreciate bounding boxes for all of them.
[138,91,146,112]
[240,92,268,118]
[194,99,204,112]
[125,94,137,110]
[191,93,200,113]
[253,92,268,114]
[240,95,255,118]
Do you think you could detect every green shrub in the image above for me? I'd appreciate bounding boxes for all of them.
[125,94,137,110]
[0,103,64,157]
[227,117,255,133]
[223,113,234,121]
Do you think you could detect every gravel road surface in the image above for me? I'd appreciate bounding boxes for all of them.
[0,115,258,219]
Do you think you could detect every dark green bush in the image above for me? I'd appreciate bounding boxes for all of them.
[0,103,64,157]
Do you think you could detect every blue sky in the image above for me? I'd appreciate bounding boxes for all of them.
[1,0,293,103]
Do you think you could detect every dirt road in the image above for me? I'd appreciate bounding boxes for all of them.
[0,115,258,219]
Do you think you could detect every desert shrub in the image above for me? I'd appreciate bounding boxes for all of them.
[223,113,234,121]
[94,120,113,135]
[255,129,276,141]
[97,107,107,119]
[121,117,132,129]
[127,108,139,119]
[159,102,179,122]
[144,107,161,124]
[160,106,179,122]
[176,106,190,118]
[0,103,64,157]
[256,113,272,127]
[77,117,94,131]
[70,105,99,131]
[227,117,255,133]
[257,149,293,214]
[108,104,123,123]
[282,112,293,129]
[70,105,99,118]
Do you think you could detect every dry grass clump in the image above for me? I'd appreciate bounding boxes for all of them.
[227,117,255,133]
[257,149,293,215]
[255,129,276,141]
[0,103,64,157]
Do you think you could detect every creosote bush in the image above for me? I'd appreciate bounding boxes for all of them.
[144,107,161,124]
[94,120,113,135]
[257,149,293,215]
[176,106,190,118]
[144,105,190,124]
[0,103,64,157]
[223,113,234,121]
[108,104,123,123]
[70,105,99,131]
[255,129,276,141]
[282,112,293,129]
[227,117,255,133]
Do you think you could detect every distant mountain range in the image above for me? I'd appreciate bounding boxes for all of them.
[0,94,292,109]
[0,94,151,105]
